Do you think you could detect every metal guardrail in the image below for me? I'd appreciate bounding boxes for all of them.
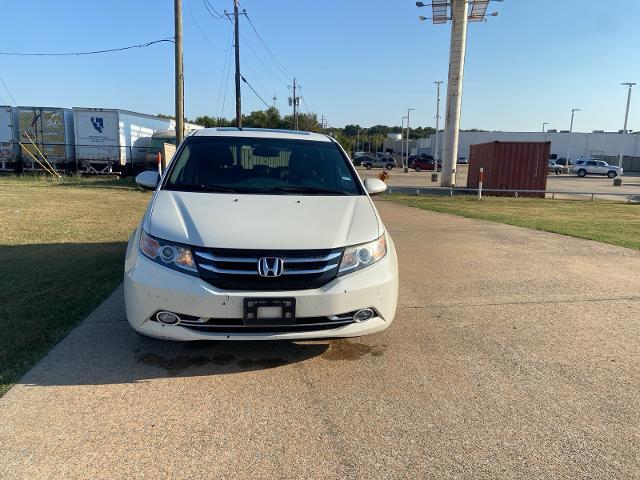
[386,186,640,204]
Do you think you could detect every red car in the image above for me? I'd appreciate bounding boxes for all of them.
[410,157,441,172]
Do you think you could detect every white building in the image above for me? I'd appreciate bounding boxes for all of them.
[420,131,640,171]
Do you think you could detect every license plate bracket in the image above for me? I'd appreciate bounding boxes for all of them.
[243,298,296,325]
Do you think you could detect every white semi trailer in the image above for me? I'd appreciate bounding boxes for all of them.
[73,108,175,173]
[0,106,17,170]
[16,106,75,170]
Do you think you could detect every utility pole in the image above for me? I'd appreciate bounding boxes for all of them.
[174,0,184,144]
[272,94,277,109]
[321,114,325,133]
[233,0,242,127]
[434,81,443,174]
[565,108,580,173]
[617,82,636,185]
[292,78,298,129]
[441,0,469,186]
[405,108,415,172]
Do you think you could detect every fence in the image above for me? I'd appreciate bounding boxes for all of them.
[386,186,640,204]
[0,142,156,174]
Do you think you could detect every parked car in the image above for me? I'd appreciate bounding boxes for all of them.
[411,157,441,172]
[126,128,399,341]
[572,159,619,178]
[352,154,375,166]
[361,156,397,170]
[554,158,573,166]
[548,160,562,175]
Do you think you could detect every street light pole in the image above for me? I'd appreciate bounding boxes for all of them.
[401,116,407,166]
[565,108,580,173]
[434,81,444,176]
[405,108,415,172]
[542,122,549,133]
[617,82,636,185]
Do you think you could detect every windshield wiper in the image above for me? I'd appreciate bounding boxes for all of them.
[265,186,348,195]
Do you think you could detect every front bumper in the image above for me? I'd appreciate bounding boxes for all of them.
[123,230,399,341]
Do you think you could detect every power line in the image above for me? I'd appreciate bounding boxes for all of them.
[0,76,17,105]
[239,52,272,102]
[187,0,225,51]
[241,75,271,109]
[202,0,226,19]
[0,38,174,56]
[243,12,293,81]
[240,34,289,85]
[217,24,234,120]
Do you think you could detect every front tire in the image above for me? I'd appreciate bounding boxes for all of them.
[607,170,617,178]
[414,166,421,172]
[365,164,372,170]
[386,164,394,170]
[577,169,587,177]
[555,168,562,175]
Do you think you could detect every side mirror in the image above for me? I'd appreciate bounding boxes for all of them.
[135,171,160,190]
[363,178,387,196]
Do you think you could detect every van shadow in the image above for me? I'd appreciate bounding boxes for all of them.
[20,288,330,387]
[6,242,379,389]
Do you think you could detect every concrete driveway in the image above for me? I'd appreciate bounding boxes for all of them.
[1,201,639,479]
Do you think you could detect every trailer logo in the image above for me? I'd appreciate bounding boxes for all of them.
[91,117,104,133]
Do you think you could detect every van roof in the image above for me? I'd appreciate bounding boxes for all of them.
[192,127,332,142]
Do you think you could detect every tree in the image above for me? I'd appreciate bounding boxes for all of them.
[343,124,361,137]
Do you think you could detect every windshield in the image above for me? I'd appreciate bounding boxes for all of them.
[164,136,362,195]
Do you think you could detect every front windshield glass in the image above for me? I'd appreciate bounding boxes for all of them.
[164,136,362,195]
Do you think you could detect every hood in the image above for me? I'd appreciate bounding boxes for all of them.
[144,190,381,250]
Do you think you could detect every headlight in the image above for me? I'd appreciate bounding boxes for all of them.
[139,230,198,276]
[338,234,387,275]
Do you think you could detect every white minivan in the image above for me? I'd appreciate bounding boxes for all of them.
[125,128,399,341]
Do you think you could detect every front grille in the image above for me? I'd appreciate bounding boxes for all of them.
[193,247,343,290]
[181,313,355,333]
[150,311,357,334]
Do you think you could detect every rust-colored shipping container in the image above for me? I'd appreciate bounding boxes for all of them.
[466,141,550,197]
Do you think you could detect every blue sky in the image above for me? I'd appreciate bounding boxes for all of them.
[1,0,638,132]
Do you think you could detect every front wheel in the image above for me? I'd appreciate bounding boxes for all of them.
[414,166,421,172]
[365,164,372,170]
[607,171,617,178]
[555,169,562,175]
[386,164,394,170]
[577,169,587,177]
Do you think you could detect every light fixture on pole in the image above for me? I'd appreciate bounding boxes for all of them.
[616,82,636,186]
[542,122,549,133]
[565,108,580,173]
[405,108,415,172]
[417,0,504,187]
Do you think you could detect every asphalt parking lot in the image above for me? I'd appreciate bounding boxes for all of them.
[357,165,640,200]
[1,201,639,479]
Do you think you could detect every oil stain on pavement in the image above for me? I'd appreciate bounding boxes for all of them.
[322,339,386,361]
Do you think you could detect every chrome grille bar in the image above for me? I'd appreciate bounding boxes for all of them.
[194,251,341,263]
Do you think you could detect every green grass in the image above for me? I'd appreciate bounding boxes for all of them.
[385,195,640,251]
[0,175,151,396]
[0,172,138,189]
